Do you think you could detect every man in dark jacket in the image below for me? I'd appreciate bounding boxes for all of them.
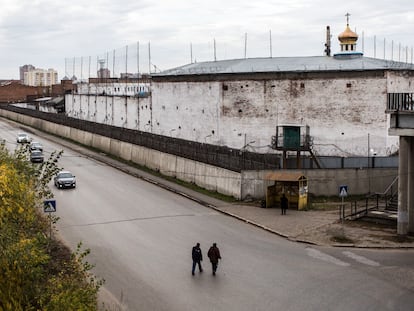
[207,243,221,275]
[280,193,288,215]
[192,243,203,275]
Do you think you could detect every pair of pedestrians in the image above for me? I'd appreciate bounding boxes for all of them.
[192,243,221,276]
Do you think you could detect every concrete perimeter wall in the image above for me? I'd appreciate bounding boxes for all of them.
[0,109,242,199]
[1,109,398,199]
[242,168,398,198]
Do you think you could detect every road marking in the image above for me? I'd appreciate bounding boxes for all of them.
[306,248,350,267]
[342,251,380,267]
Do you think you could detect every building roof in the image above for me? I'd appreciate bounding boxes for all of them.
[155,56,414,77]
[264,172,306,182]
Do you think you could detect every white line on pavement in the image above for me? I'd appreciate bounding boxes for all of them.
[342,251,380,267]
[306,248,350,267]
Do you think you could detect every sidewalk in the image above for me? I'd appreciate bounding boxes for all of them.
[212,203,414,248]
[31,126,414,249]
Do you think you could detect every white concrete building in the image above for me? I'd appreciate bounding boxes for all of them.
[65,22,414,157]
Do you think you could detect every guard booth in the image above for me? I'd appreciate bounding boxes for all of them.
[264,172,308,210]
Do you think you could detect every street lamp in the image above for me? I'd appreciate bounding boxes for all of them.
[242,140,256,151]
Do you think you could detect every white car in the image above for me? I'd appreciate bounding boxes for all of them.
[16,133,32,143]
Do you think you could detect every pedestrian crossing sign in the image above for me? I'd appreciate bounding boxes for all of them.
[44,199,56,213]
[339,185,348,197]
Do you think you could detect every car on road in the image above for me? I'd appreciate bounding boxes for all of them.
[30,141,43,151]
[16,132,32,143]
[30,150,44,163]
[54,170,76,189]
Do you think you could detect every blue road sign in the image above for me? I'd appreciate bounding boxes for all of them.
[339,185,348,197]
[43,199,56,213]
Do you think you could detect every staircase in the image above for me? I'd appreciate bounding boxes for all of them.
[385,192,398,212]
[360,176,398,225]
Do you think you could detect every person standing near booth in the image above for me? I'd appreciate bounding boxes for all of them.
[280,193,288,215]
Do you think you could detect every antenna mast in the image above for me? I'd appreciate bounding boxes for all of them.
[324,26,331,56]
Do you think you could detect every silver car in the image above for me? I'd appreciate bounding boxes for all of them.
[54,171,76,189]
[30,150,44,163]
[30,141,43,151]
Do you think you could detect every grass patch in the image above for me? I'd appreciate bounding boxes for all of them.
[375,234,414,243]
[331,235,355,244]
[307,194,371,211]
[327,227,355,244]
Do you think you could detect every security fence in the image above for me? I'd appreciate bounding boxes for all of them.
[0,105,399,171]
[0,105,280,172]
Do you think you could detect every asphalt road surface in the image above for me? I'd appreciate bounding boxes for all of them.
[1,119,414,311]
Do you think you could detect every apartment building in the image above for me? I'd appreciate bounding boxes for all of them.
[23,68,58,86]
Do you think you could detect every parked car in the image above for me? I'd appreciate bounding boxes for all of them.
[54,171,76,189]
[30,141,43,151]
[30,150,44,163]
[16,133,32,143]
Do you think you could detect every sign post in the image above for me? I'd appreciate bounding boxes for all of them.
[339,185,348,222]
[43,199,56,251]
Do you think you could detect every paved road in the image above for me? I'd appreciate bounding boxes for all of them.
[1,119,414,311]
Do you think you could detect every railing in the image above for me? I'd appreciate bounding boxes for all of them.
[374,176,399,210]
[0,105,281,173]
[387,93,414,112]
[339,176,399,221]
[339,197,378,221]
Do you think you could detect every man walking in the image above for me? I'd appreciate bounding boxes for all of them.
[280,193,288,215]
[207,243,221,275]
[191,243,203,275]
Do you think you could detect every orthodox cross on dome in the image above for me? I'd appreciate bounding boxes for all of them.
[345,12,351,26]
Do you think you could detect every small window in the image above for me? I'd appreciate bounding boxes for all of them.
[346,83,352,88]
[300,83,305,88]
[223,85,228,91]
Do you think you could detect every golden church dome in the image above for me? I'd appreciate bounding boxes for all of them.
[338,25,358,43]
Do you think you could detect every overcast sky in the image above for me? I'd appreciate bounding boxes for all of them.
[1,0,413,79]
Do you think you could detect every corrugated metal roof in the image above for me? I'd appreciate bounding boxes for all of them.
[155,55,414,77]
[264,172,306,181]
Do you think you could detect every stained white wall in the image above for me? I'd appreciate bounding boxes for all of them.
[151,81,220,140]
[65,71,414,157]
[66,94,152,131]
